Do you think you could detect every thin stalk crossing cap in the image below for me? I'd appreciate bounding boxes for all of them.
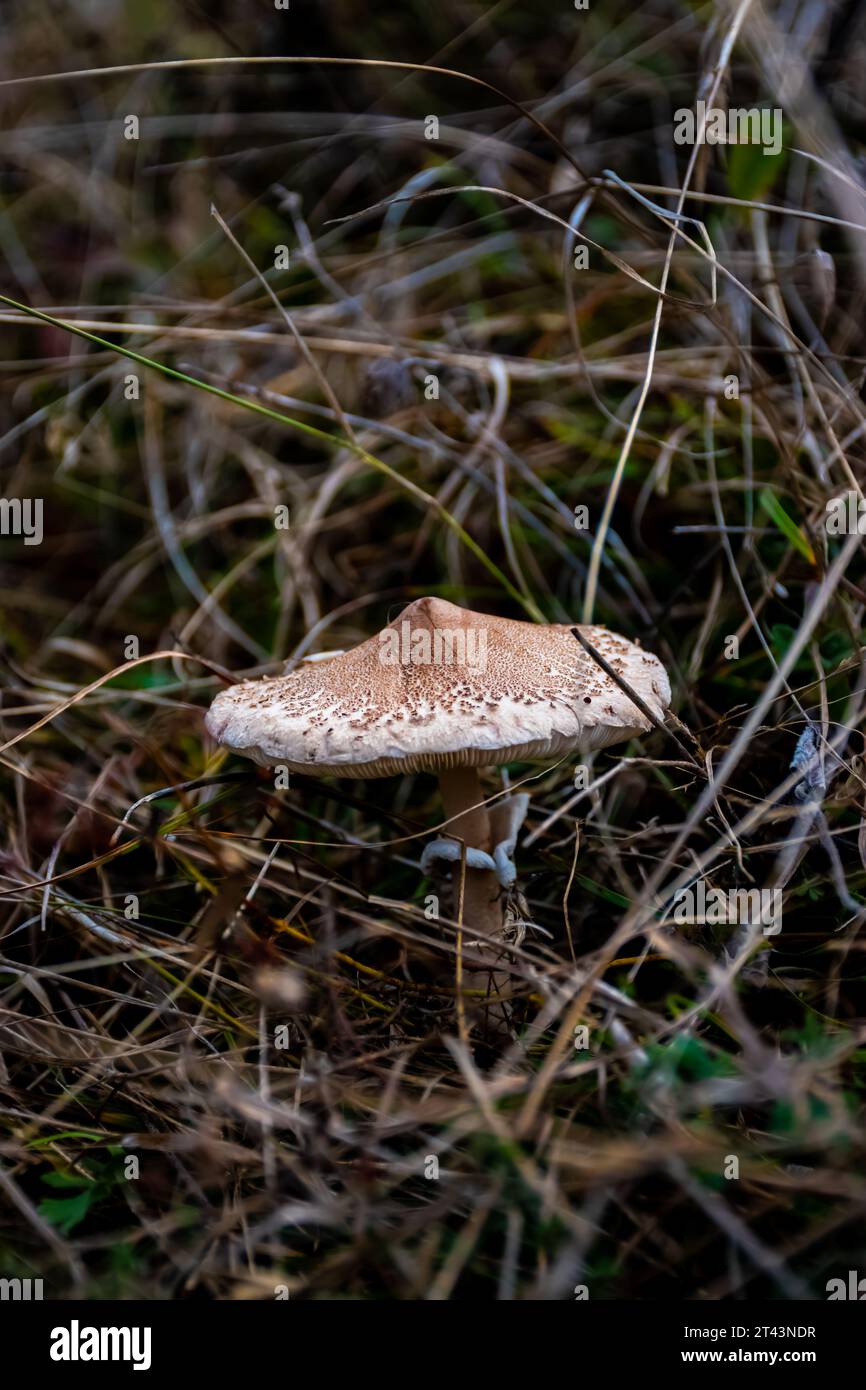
[205,597,671,776]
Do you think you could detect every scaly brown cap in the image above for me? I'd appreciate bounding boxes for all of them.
[205,597,671,777]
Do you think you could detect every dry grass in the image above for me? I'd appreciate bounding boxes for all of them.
[1,0,866,1300]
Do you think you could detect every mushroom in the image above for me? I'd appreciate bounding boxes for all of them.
[205,597,671,1025]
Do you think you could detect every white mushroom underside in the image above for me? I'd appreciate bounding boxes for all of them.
[207,724,653,778]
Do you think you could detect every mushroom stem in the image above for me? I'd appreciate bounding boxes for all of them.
[438,767,492,855]
[437,768,509,1030]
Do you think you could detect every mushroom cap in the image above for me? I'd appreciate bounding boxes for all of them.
[205,597,671,777]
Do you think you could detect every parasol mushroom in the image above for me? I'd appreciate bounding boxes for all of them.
[205,597,671,1027]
